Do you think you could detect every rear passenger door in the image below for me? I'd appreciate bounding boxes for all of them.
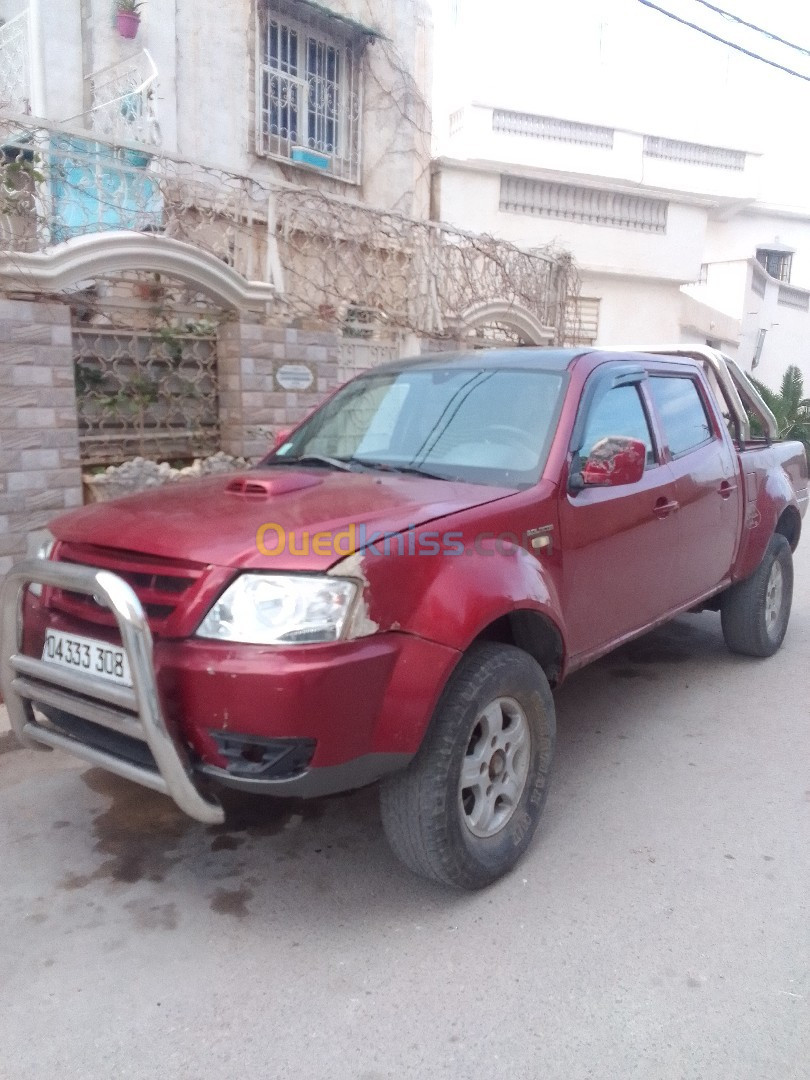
[647,373,742,603]
[559,372,680,659]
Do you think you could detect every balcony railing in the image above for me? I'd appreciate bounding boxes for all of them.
[493,109,614,149]
[0,117,265,277]
[777,283,810,311]
[500,174,668,234]
[642,136,746,171]
[0,10,31,114]
[78,50,161,147]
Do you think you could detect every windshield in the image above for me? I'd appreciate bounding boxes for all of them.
[268,366,567,488]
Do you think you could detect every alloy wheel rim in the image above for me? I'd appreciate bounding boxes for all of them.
[765,561,784,635]
[459,696,531,838]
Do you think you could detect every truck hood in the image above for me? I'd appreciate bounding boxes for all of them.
[51,468,516,572]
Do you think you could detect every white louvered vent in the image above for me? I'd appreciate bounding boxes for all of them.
[500,176,668,234]
[493,110,614,149]
[643,136,745,171]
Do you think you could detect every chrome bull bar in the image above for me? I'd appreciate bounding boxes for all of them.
[0,559,224,825]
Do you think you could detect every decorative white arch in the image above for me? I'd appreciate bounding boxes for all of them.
[0,232,277,311]
[458,300,555,346]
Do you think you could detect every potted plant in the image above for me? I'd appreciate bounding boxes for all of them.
[115,0,143,39]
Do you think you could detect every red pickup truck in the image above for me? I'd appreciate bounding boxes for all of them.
[2,346,807,888]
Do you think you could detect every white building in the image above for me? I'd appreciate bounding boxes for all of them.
[432,0,810,389]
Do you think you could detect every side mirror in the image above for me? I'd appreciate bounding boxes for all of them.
[580,436,646,487]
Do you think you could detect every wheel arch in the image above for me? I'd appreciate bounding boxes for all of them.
[775,505,801,551]
[469,608,566,687]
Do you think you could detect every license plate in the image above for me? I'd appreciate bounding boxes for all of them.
[42,629,133,688]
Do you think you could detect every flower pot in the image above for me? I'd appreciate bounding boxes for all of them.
[116,11,140,38]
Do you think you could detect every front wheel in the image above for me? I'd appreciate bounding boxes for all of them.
[380,643,555,889]
[721,533,793,658]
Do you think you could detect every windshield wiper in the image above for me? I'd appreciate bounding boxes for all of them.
[348,458,452,482]
[269,454,356,472]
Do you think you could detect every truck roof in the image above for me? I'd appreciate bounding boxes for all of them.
[378,348,583,372]
[374,347,705,375]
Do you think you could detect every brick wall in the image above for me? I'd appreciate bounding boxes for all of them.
[0,308,350,571]
[0,299,83,575]
[218,320,341,460]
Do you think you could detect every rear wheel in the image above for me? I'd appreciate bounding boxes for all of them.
[721,533,793,658]
[380,643,555,889]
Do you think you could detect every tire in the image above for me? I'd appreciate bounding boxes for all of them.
[721,533,793,658]
[379,643,556,889]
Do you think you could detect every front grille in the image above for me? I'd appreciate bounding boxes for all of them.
[47,542,206,634]
[41,706,159,772]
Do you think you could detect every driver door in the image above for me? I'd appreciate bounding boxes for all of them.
[558,373,680,661]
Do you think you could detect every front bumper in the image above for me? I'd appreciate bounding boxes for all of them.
[2,560,459,819]
[1,559,224,824]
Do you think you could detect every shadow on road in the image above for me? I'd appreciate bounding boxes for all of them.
[2,609,755,925]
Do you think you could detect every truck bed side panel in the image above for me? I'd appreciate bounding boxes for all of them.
[733,440,807,580]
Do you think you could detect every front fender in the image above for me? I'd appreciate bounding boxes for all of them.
[333,536,566,666]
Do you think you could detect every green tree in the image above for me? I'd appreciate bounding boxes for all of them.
[750,365,810,453]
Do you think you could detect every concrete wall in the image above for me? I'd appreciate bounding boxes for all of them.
[739,271,810,390]
[704,212,810,293]
[678,293,740,357]
[687,260,810,386]
[684,261,750,322]
[578,273,684,347]
[0,299,83,576]
[435,164,708,284]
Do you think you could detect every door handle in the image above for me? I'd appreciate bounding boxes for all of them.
[653,497,679,519]
[718,481,736,499]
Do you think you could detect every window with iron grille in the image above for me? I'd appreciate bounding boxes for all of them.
[257,4,362,184]
[756,248,792,283]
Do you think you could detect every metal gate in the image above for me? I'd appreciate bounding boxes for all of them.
[73,324,220,466]
[70,271,226,468]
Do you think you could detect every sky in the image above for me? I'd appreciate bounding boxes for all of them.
[432,0,810,210]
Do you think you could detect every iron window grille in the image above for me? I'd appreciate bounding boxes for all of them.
[756,248,792,284]
[256,3,363,184]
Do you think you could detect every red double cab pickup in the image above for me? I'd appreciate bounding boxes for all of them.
[2,346,807,887]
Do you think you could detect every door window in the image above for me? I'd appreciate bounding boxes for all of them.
[579,384,656,466]
[649,377,713,457]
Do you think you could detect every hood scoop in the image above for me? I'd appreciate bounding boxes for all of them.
[225,473,323,498]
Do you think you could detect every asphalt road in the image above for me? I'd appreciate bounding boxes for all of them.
[1,543,808,1080]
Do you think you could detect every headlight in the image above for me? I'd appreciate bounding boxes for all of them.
[196,574,358,645]
[28,537,55,597]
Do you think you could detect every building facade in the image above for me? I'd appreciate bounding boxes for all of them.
[0,0,578,572]
[432,0,810,389]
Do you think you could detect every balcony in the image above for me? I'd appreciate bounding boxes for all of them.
[445,104,761,206]
[0,116,263,278]
[77,50,161,148]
